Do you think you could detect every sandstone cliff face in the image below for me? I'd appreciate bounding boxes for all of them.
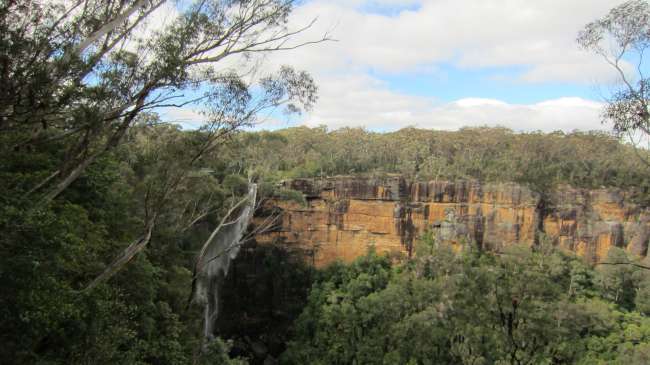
[254,176,650,267]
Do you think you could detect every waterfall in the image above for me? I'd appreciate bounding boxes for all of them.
[194,183,257,340]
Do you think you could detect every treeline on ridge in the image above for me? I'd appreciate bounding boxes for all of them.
[227,126,650,201]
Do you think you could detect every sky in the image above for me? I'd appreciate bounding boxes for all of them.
[160,0,638,133]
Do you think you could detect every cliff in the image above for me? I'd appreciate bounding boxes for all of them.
[253,176,650,267]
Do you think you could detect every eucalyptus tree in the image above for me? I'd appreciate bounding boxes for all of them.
[1,0,326,288]
[86,65,316,289]
[577,0,650,164]
[578,0,650,272]
[1,0,326,203]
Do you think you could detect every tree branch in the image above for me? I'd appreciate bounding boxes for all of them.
[596,261,650,270]
[84,216,157,291]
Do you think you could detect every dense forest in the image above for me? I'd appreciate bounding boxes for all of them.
[3,0,650,364]
[228,126,650,200]
[283,241,650,365]
[4,121,650,363]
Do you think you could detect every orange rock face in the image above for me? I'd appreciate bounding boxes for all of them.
[253,177,650,267]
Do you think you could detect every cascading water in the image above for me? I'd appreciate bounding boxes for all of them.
[194,183,257,340]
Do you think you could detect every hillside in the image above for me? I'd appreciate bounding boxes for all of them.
[4,1,650,363]
[4,122,650,363]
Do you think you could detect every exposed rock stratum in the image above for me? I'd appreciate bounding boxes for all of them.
[254,176,650,267]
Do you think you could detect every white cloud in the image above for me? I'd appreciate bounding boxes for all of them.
[243,0,628,132]
[299,74,606,132]
[147,0,623,132]
[158,107,206,129]
[53,0,626,132]
[270,0,629,84]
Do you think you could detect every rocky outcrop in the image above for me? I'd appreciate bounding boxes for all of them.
[253,176,650,267]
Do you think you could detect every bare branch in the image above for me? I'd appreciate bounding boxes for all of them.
[193,195,252,275]
[71,0,153,57]
[84,217,157,291]
[596,261,650,270]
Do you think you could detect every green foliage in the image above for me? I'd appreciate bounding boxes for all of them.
[199,338,248,365]
[597,248,640,309]
[282,241,650,365]
[222,126,650,202]
[223,174,250,196]
[2,1,649,362]
[1,0,319,347]
[3,114,650,364]
[3,119,650,364]
[0,125,250,363]
[275,188,308,206]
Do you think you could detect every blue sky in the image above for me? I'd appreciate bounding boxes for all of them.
[161,0,642,132]
[368,64,599,104]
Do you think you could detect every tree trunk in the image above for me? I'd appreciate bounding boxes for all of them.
[85,218,156,291]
